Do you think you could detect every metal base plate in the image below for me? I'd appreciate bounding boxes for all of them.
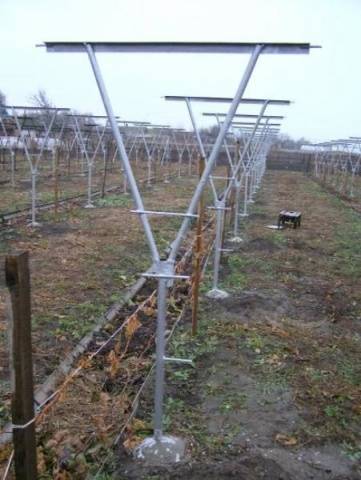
[206,288,229,299]
[265,224,284,230]
[228,236,244,243]
[134,435,186,465]
[27,221,41,228]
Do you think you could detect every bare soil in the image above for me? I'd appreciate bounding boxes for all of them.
[117,171,361,480]
[0,172,207,430]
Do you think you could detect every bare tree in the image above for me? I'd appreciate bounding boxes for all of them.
[0,89,8,116]
[30,89,54,109]
[272,134,310,151]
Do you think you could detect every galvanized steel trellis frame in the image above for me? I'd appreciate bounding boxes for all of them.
[164,95,288,295]
[42,41,316,446]
[4,105,70,226]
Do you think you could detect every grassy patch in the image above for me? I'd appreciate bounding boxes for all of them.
[332,210,361,278]
[96,194,132,208]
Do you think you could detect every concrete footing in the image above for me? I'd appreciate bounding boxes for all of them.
[134,435,186,465]
[228,236,243,243]
[206,288,229,300]
[28,221,41,228]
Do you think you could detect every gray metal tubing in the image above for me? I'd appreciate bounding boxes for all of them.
[247,122,270,197]
[10,152,15,187]
[215,114,235,173]
[233,180,241,235]
[169,44,263,262]
[31,171,37,225]
[12,107,57,225]
[85,43,160,262]
[243,172,249,215]
[222,100,269,202]
[185,98,218,202]
[212,202,225,290]
[154,276,167,440]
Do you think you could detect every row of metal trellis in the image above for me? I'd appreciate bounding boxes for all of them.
[306,138,361,200]
[1,41,319,475]
[0,107,209,224]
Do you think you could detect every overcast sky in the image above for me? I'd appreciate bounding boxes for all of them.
[1,0,360,142]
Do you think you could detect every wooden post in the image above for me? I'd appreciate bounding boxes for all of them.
[5,252,37,480]
[191,155,205,336]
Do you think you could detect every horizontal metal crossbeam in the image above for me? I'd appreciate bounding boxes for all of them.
[66,114,120,118]
[117,120,151,125]
[141,272,190,280]
[131,209,198,218]
[4,105,70,111]
[41,42,317,54]
[204,112,284,119]
[231,121,281,126]
[164,96,291,105]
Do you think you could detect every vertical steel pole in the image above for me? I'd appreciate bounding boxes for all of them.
[154,276,167,441]
[31,169,37,226]
[11,151,15,187]
[85,159,94,207]
[243,171,249,216]
[233,179,241,236]
[211,202,225,293]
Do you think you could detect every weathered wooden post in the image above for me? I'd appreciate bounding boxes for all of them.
[5,252,37,480]
[191,155,205,336]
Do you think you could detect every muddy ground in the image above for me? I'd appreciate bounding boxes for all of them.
[115,171,361,480]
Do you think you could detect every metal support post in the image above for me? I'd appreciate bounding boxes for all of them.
[154,275,167,441]
[85,159,95,208]
[30,169,40,227]
[206,201,229,299]
[11,151,15,187]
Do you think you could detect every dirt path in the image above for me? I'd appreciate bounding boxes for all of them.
[117,171,361,480]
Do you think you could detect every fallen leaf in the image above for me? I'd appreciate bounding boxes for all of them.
[123,435,143,450]
[125,314,141,339]
[275,433,298,446]
[107,350,121,379]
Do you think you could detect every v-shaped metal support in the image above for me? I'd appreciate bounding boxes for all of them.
[43,39,315,458]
